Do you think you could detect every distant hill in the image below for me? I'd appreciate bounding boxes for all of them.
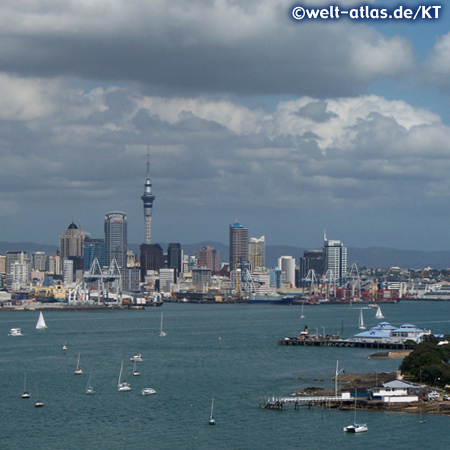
[1,241,450,270]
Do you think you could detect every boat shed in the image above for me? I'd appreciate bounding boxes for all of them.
[354,322,431,344]
[369,380,420,403]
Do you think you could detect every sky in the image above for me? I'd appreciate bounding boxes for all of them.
[0,0,450,251]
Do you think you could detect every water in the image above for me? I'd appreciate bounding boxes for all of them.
[1,301,449,449]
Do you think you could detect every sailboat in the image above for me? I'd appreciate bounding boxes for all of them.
[358,309,366,330]
[343,389,367,432]
[74,353,83,375]
[300,301,305,319]
[132,360,140,376]
[117,360,131,391]
[36,311,47,330]
[85,370,95,395]
[208,398,216,425]
[21,372,30,399]
[62,342,67,354]
[159,312,167,337]
[375,306,385,319]
[35,384,44,408]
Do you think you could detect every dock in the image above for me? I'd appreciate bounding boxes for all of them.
[259,395,353,410]
[278,336,412,350]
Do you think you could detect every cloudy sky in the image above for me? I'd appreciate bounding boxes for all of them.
[0,0,449,251]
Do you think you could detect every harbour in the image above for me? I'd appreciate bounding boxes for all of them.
[1,301,450,449]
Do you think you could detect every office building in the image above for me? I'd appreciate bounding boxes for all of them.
[198,247,220,273]
[31,251,48,272]
[278,256,296,287]
[59,222,83,258]
[249,236,265,270]
[104,211,127,268]
[140,243,164,281]
[229,221,249,267]
[167,243,183,275]
[300,249,324,279]
[83,238,106,270]
[323,234,347,282]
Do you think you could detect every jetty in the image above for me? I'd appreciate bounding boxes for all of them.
[260,395,352,410]
[278,336,412,350]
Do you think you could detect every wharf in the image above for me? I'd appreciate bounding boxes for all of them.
[278,336,411,350]
[260,395,352,410]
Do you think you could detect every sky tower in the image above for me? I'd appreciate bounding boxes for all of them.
[141,148,155,244]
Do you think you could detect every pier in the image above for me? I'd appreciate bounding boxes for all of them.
[259,395,352,410]
[278,336,411,350]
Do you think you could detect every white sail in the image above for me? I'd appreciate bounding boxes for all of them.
[375,306,385,319]
[36,312,47,329]
[358,309,365,330]
[159,313,167,337]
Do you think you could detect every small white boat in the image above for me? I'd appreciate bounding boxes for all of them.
[344,389,367,433]
[9,328,23,336]
[21,372,30,399]
[85,370,95,395]
[159,312,167,337]
[132,360,140,377]
[36,312,47,330]
[358,309,366,330]
[208,398,216,425]
[141,387,156,395]
[35,384,44,408]
[62,342,67,353]
[343,423,368,433]
[117,360,131,391]
[130,354,143,362]
[375,306,385,319]
[74,353,83,375]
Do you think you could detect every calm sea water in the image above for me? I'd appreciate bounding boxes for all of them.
[0,301,449,450]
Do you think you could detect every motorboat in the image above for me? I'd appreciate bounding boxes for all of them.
[130,354,143,362]
[141,387,156,395]
[343,423,368,433]
[9,328,23,336]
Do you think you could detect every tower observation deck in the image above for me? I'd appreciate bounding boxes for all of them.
[141,148,155,244]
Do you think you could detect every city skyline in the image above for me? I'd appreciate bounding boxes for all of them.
[0,1,450,251]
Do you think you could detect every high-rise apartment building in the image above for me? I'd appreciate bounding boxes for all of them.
[323,234,347,282]
[198,246,220,272]
[141,149,155,245]
[104,212,128,268]
[229,221,248,267]
[249,236,265,270]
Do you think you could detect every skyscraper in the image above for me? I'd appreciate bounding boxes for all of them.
[104,212,127,268]
[249,236,265,270]
[167,243,183,275]
[198,246,220,272]
[323,233,347,282]
[141,148,155,244]
[229,221,249,267]
[59,222,83,259]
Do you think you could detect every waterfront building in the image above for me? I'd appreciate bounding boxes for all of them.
[249,236,265,270]
[323,233,347,282]
[141,149,155,245]
[198,246,220,273]
[229,221,249,267]
[278,256,296,288]
[140,243,164,281]
[104,211,127,269]
[167,243,183,275]
[192,267,212,291]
